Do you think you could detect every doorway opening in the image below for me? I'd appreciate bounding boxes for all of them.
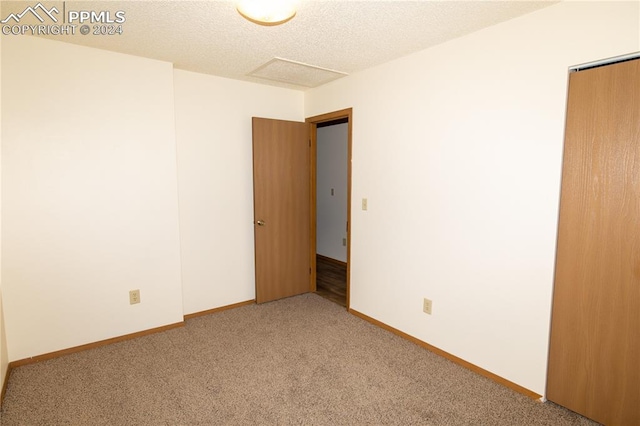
[307,109,352,309]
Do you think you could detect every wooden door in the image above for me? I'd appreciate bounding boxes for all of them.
[547,59,640,425]
[252,117,311,304]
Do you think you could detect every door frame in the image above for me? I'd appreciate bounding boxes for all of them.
[306,108,353,309]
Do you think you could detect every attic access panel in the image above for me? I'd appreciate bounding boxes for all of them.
[248,57,348,88]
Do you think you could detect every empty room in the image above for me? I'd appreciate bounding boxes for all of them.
[1,1,639,424]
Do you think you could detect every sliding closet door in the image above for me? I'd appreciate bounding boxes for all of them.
[547,59,639,425]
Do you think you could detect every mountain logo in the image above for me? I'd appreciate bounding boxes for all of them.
[1,2,59,24]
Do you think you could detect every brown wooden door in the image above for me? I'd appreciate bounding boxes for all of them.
[547,59,640,425]
[252,117,311,304]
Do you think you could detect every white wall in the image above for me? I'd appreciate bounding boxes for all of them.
[316,123,348,262]
[305,1,640,395]
[173,70,303,315]
[0,31,8,391]
[2,36,184,361]
[0,295,7,392]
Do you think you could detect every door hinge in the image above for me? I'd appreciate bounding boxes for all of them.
[309,139,311,147]
[309,267,312,274]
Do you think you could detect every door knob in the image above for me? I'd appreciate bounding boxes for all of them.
[256,220,266,226]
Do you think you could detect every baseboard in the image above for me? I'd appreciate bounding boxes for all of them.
[316,254,347,267]
[184,299,255,320]
[9,321,184,369]
[7,300,257,371]
[348,308,542,400]
[1,364,11,408]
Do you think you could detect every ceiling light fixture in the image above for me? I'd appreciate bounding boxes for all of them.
[236,0,297,26]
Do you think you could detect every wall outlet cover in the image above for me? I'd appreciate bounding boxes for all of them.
[129,289,141,305]
[423,298,432,315]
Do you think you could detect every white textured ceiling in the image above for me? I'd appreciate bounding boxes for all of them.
[1,0,558,90]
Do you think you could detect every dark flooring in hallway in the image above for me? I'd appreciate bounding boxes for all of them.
[315,255,347,307]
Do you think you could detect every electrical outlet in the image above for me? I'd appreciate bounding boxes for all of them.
[342,238,347,246]
[362,198,368,210]
[129,289,141,305]
[423,298,432,315]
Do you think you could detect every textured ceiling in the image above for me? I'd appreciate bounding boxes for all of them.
[1,0,558,90]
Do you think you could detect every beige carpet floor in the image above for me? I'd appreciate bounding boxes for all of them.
[0,293,598,425]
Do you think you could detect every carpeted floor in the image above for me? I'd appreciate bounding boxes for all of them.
[0,293,598,425]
